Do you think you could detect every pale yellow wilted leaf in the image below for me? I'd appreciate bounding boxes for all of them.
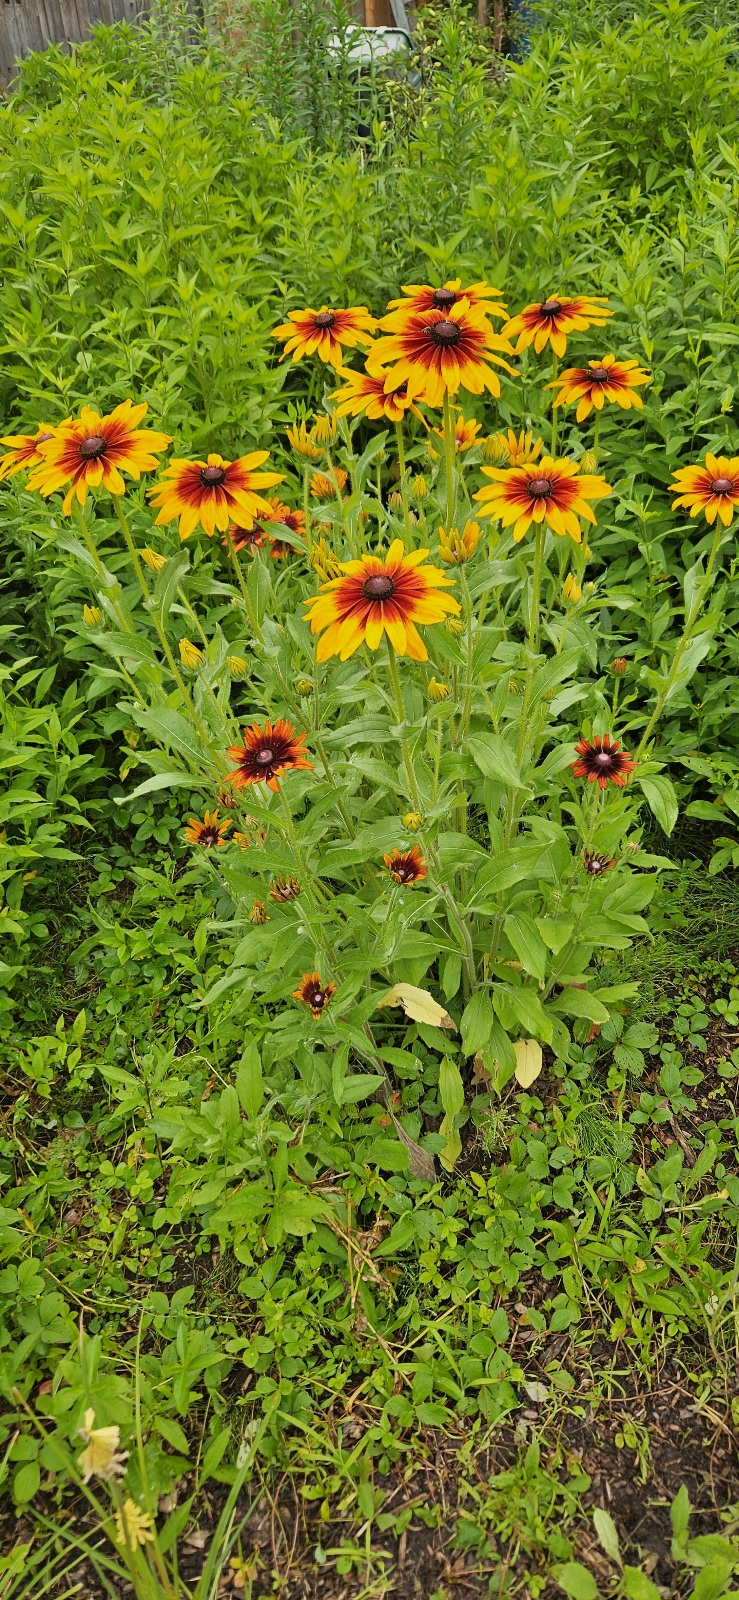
[377,983,456,1030]
[513,1038,543,1087]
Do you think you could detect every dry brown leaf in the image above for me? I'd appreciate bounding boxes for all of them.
[513,1038,543,1087]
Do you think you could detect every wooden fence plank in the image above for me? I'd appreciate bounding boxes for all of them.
[0,0,155,87]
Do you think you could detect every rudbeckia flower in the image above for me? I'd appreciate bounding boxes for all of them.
[27,402,171,515]
[227,498,306,556]
[148,451,282,539]
[270,875,301,902]
[670,453,739,527]
[483,429,543,467]
[293,971,337,1017]
[331,370,413,422]
[184,809,232,847]
[548,354,651,421]
[272,305,377,370]
[285,421,323,460]
[438,521,482,564]
[115,1500,154,1551]
[77,1410,128,1483]
[304,539,460,662]
[383,278,507,327]
[310,469,347,500]
[433,415,483,452]
[502,295,611,358]
[0,423,58,480]
[384,846,428,885]
[475,455,611,543]
[226,719,312,792]
[583,849,616,875]
[572,735,635,789]
[367,300,517,406]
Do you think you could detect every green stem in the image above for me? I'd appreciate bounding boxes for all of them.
[225,528,264,644]
[636,524,723,758]
[442,390,456,532]
[112,494,151,605]
[527,523,546,658]
[71,501,131,634]
[395,418,412,548]
[550,351,560,458]
[592,408,601,467]
[460,565,475,742]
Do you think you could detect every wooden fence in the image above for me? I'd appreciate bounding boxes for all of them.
[0,0,148,87]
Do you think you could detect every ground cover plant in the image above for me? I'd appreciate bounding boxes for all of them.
[2,0,739,1594]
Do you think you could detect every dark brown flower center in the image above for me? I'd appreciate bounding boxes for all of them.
[363,573,396,601]
[430,318,462,347]
[79,434,107,459]
[256,747,274,765]
[314,312,335,330]
[312,990,324,1006]
[589,366,610,383]
[528,477,552,498]
[711,476,734,494]
[201,465,226,487]
[432,288,457,310]
[595,750,614,766]
[200,826,219,846]
[540,299,562,317]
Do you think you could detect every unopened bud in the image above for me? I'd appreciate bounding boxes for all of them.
[611,657,628,677]
[626,840,640,854]
[227,655,247,678]
[140,546,167,573]
[297,678,313,696]
[83,604,102,627]
[482,433,509,464]
[562,573,582,604]
[427,441,440,463]
[248,898,268,924]
[445,616,464,636]
[402,812,422,830]
[428,677,449,702]
[580,450,597,474]
[389,491,404,511]
[179,638,203,670]
[508,679,520,694]
[411,475,428,501]
[311,414,336,447]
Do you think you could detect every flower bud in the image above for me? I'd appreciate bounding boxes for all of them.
[389,491,404,511]
[227,655,247,678]
[626,840,640,854]
[445,616,464,636]
[286,421,323,460]
[179,638,203,670]
[83,604,102,627]
[311,414,337,448]
[297,678,313,696]
[562,573,582,604]
[611,657,628,676]
[482,432,509,464]
[428,677,450,702]
[427,441,440,463]
[508,679,520,694]
[402,812,422,831]
[140,546,167,573]
[248,898,268,924]
[411,475,428,501]
[579,450,597,474]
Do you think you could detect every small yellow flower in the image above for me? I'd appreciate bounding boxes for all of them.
[433,415,483,453]
[227,655,248,678]
[311,414,337,447]
[140,546,167,572]
[411,475,428,501]
[428,677,450,702]
[297,678,313,696]
[286,421,322,461]
[562,573,582,604]
[249,899,268,924]
[438,520,482,565]
[487,429,543,467]
[114,1498,154,1551]
[83,605,102,627]
[402,812,422,830]
[77,1409,128,1484]
[179,638,203,670]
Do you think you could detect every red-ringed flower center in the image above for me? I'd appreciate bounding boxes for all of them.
[363,573,396,601]
[528,477,552,498]
[589,366,610,383]
[595,750,614,766]
[314,312,335,330]
[255,747,275,765]
[432,288,457,310]
[201,465,227,487]
[79,434,107,459]
[710,476,734,495]
[429,318,462,347]
[540,299,562,317]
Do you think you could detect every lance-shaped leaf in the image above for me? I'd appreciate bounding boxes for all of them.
[377,983,456,1030]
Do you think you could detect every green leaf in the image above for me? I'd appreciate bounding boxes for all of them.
[13,1461,40,1503]
[638,774,678,836]
[369,1137,410,1172]
[621,1569,662,1600]
[460,989,494,1055]
[153,549,190,624]
[133,706,215,772]
[505,912,548,982]
[555,1561,599,1599]
[468,733,530,790]
[200,1426,230,1483]
[339,1073,385,1104]
[155,1415,190,1456]
[235,1042,263,1118]
[551,988,610,1022]
[593,1507,621,1564]
[116,770,196,803]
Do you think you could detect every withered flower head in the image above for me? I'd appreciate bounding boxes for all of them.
[269,875,301,903]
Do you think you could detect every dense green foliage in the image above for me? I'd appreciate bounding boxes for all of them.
[2,4,739,1595]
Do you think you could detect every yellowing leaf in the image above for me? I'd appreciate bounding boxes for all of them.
[513,1038,543,1087]
[377,983,456,1030]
